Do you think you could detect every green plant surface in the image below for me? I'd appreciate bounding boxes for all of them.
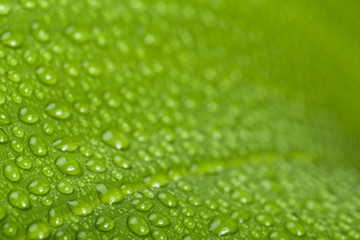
[0,0,359,239]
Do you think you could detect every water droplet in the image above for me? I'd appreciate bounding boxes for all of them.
[0,128,9,143]
[45,102,71,120]
[127,215,150,236]
[96,183,124,205]
[56,155,82,176]
[0,206,6,221]
[52,138,78,152]
[255,214,273,227]
[10,139,24,152]
[7,69,21,82]
[3,163,21,182]
[28,179,50,195]
[30,21,50,42]
[102,129,130,150]
[285,221,306,237]
[20,0,37,10]
[113,155,132,169]
[49,207,64,227]
[36,66,58,85]
[1,30,24,48]
[158,192,178,208]
[86,159,106,173]
[148,212,170,227]
[231,209,251,223]
[231,190,253,204]
[131,198,153,212]
[0,0,11,16]
[183,217,196,229]
[27,221,50,240]
[15,156,32,169]
[95,215,115,232]
[152,230,168,240]
[268,231,290,240]
[63,62,79,77]
[29,135,47,156]
[55,229,73,240]
[2,222,17,237]
[209,215,238,236]
[0,108,10,124]
[8,190,31,210]
[67,199,93,216]
[56,181,74,194]
[65,25,89,44]
[18,106,39,124]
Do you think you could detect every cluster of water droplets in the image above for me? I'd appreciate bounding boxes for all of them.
[0,0,359,239]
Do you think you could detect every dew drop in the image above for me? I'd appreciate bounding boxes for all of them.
[285,221,306,237]
[86,159,107,173]
[27,221,50,240]
[3,163,21,182]
[96,183,124,205]
[19,106,40,124]
[1,30,24,48]
[45,102,71,120]
[28,179,50,195]
[0,128,9,143]
[28,135,47,156]
[56,155,82,176]
[2,222,17,237]
[15,156,32,169]
[131,198,154,212]
[127,215,150,236]
[67,199,93,216]
[148,212,170,227]
[56,181,74,194]
[49,207,65,227]
[36,66,58,85]
[95,215,115,232]
[102,129,130,150]
[52,138,78,152]
[8,190,31,210]
[158,192,178,208]
[209,215,238,236]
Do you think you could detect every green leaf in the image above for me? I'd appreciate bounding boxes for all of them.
[0,0,359,239]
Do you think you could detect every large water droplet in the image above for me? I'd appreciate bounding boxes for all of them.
[48,207,65,227]
[158,192,178,208]
[96,183,124,205]
[3,163,21,182]
[285,221,306,237]
[36,66,58,85]
[102,129,130,150]
[19,106,40,124]
[67,199,93,216]
[56,155,82,176]
[8,190,31,210]
[148,212,170,227]
[52,138,78,152]
[209,215,238,236]
[28,179,50,195]
[95,215,115,232]
[45,102,71,120]
[1,30,24,48]
[127,215,150,236]
[27,221,50,240]
[29,135,48,157]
